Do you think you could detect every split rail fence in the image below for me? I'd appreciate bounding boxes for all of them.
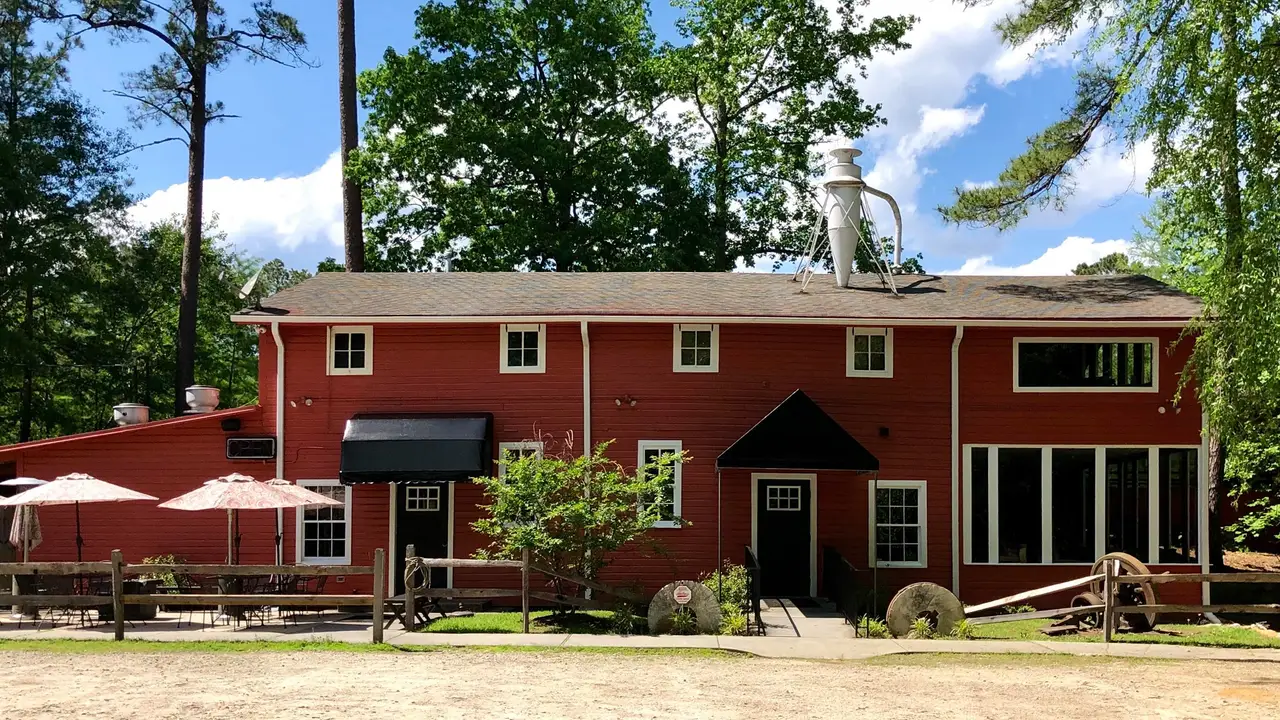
[965,565,1280,642]
[1,548,387,642]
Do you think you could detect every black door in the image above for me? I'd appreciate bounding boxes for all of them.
[756,478,811,597]
[395,483,449,593]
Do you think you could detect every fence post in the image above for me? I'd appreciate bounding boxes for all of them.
[404,544,416,632]
[1102,558,1114,643]
[372,548,385,644]
[111,550,125,641]
[521,548,530,634]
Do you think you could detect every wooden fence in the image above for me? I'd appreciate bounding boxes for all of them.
[402,544,531,632]
[965,565,1280,642]
[0,548,387,643]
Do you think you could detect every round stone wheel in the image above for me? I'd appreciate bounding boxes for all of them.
[885,582,965,638]
[647,581,722,635]
[1089,551,1159,632]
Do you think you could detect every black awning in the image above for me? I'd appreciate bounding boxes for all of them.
[340,413,492,485]
[716,390,879,472]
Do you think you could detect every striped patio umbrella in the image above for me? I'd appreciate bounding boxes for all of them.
[0,473,158,562]
[159,474,340,564]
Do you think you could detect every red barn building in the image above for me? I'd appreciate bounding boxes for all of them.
[0,272,1208,606]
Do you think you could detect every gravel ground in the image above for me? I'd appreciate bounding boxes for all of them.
[0,649,1277,719]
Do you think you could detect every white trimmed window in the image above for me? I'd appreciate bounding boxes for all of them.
[766,484,802,511]
[501,324,546,373]
[638,440,682,528]
[1013,338,1158,392]
[405,485,441,512]
[673,324,718,372]
[497,441,545,478]
[964,445,1201,566]
[847,328,893,378]
[296,480,352,564]
[327,326,373,376]
[868,480,926,568]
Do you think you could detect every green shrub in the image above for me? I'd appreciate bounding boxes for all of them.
[140,554,188,587]
[858,615,890,638]
[718,607,748,636]
[949,618,975,640]
[669,608,698,635]
[1002,604,1036,615]
[907,616,935,639]
[609,603,642,635]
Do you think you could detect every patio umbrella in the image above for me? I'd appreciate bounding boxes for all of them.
[158,473,341,564]
[3,477,46,613]
[0,473,157,562]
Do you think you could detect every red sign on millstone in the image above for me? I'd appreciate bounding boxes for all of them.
[673,584,692,605]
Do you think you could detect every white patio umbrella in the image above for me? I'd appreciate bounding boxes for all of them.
[158,473,341,564]
[4,477,46,615]
[0,473,157,562]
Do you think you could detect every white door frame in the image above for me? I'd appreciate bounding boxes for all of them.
[388,482,455,594]
[750,472,818,597]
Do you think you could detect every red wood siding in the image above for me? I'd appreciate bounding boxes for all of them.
[0,410,273,565]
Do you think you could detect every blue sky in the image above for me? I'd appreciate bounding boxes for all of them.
[58,0,1151,274]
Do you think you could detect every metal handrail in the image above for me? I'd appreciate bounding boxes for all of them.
[822,545,861,630]
[743,545,764,634]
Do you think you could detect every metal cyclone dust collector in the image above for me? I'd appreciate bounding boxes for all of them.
[814,147,904,289]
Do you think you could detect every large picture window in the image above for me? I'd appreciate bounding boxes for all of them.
[1014,339,1156,391]
[296,480,352,564]
[965,445,1199,565]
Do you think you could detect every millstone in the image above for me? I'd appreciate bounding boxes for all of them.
[885,582,965,638]
[647,581,722,634]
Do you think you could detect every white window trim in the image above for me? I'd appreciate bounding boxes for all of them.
[295,479,353,565]
[405,485,441,512]
[497,441,545,478]
[326,325,373,376]
[637,439,682,528]
[1012,337,1160,393]
[672,324,719,373]
[500,323,547,374]
[962,444,1203,566]
[867,479,928,569]
[846,327,894,378]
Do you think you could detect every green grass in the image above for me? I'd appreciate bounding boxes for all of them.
[0,638,736,659]
[419,610,644,634]
[972,619,1280,649]
[865,653,1171,668]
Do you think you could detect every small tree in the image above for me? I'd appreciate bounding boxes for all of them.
[472,439,684,606]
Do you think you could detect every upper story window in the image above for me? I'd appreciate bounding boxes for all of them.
[638,440,682,528]
[846,328,893,378]
[673,324,718,372]
[501,324,546,374]
[327,326,373,376]
[1014,338,1157,392]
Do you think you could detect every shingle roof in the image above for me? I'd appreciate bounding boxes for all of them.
[235,272,1201,323]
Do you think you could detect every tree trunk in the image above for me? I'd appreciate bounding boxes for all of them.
[18,283,34,442]
[711,101,730,271]
[175,0,210,414]
[1204,4,1244,571]
[338,0,364,272]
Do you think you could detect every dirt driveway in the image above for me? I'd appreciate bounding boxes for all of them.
[1,648,1277,719]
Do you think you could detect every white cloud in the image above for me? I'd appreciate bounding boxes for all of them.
[129,151,343,255]
[944,236,1130,275]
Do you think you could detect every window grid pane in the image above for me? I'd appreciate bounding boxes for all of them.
[874,484,922,564]
[301,484,347,561]
[851,330,888,374]
[678,328,713,367]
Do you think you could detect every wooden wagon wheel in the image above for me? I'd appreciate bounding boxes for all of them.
[1068,591,1104,629]
[1089,552,1159,632]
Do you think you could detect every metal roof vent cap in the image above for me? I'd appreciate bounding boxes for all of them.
[185,385,221,414]
[113,403,150,426]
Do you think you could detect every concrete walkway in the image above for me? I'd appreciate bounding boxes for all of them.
[3,620,1279,662]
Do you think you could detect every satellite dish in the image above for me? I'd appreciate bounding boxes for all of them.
[239,266,264,307]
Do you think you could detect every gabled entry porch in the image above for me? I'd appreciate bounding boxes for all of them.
[716,390,879,602]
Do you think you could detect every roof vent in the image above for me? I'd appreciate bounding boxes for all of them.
[185,385,221,414]
[113,403,150,426]
[795,146,904,291]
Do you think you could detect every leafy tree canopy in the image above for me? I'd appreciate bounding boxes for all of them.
[1071,252,1146,276]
